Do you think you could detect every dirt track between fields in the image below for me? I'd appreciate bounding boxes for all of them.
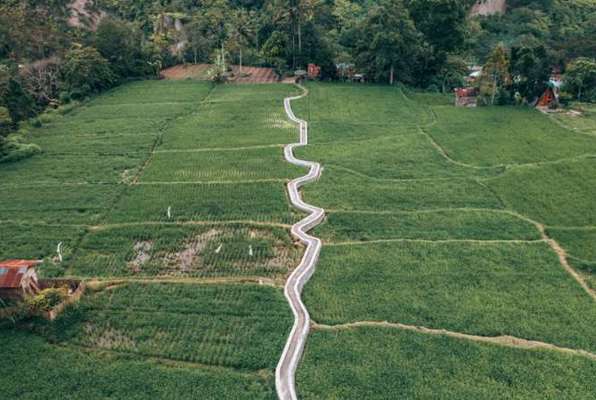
[313,320,596,361]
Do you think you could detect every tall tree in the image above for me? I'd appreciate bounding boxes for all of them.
[354,0,423,85]
[186,14,213,64]
[510,41,551,101]
[95,17,151,79]
[227,9,257,73]
[62,46,114,98]
[479,43,512,105]
[407,0,473,53]
[565,58,596,102]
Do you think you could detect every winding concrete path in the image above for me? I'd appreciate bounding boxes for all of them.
[276,85,325,400]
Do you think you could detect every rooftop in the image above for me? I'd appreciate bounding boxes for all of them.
[0,260,42,289]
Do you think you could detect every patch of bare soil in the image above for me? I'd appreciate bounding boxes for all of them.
[566,110,583,117]
[230,66,279,83]
[127,241,154,273]
[160,64,211,80]
[160,64,279,83]
[241,229,301,275]
[120,169,136,184]
[163,229,222,272]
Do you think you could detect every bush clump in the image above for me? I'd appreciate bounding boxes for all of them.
[25,288,68,313]
[0,135,41,163]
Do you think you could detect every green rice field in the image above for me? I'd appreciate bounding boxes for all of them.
[293,83,596,398]
[1,79,595,399]
[0,80,302,398]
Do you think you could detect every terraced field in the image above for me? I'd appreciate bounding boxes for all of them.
[0,81,303,399]
[293,83,596,399]
[2,79,595,399]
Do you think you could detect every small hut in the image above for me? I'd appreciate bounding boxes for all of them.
[537,78,561,109]
[454,87,478,107]
[307,63,321,80]
[0,260,43,300]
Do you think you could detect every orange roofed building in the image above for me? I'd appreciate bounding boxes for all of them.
[0,259,43,300]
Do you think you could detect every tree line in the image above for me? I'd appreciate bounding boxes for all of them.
[1,0,595,158]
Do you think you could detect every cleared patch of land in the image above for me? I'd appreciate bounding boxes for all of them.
[161,63,279,83]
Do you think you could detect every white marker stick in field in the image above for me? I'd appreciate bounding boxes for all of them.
[56,242,63,263]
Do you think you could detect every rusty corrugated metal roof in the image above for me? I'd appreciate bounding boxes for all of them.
[0,260,42,289]
[0,260,42,269]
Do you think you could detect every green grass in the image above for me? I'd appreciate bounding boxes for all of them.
[0,80,300,397]
[160,84,299,149]
[486,157,596,226]
[548,227,596,289]
[33,132,158,156]
[0,184,121,224]
[303,169,502,212]
[40,283,292,370]
[548,227,596,262]
[304,241,596,352]
[142,147,301,182]
[292,83,432,138]
[91,80,214,104]
[293,82,596,398]
[0,154,146,185]
[297,327,596,399]
[0,330,275,400]
[425,105,596,166]
[316,210,539,242]
[552,103,596,134]
[0,222,85,261]
[105,182,296,224]
[296,133,501,180]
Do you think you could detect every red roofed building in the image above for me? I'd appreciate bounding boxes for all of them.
[0,260,43,299]
[307,63,321,80]
[454,87,478,107]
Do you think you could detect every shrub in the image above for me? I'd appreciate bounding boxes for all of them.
[59,91,71,104]
[25,288,68,313]
[0,135,41,163]
[62,46,115,99]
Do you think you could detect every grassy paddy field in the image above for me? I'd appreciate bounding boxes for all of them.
[2,79,596,399]
[293,83,596,399]
[0,81,303,399]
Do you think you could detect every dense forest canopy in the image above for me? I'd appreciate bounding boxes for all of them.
[0,0,595,152]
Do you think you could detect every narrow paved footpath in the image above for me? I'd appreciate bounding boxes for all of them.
[276,85,325,400]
